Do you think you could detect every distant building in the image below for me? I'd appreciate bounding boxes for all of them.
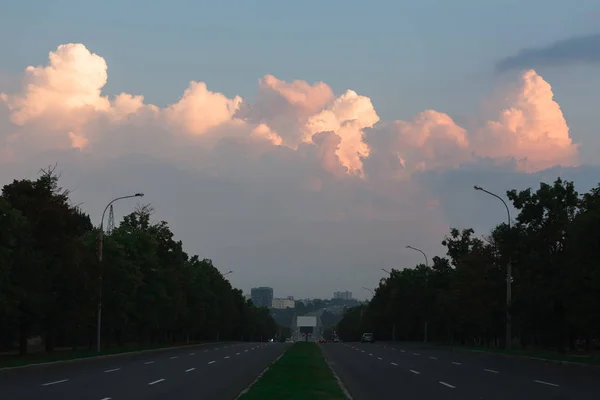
[251,287,274,308]
[334,291,352,300]
[271,298,295,309]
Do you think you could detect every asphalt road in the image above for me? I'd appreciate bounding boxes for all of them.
[0,341,290,400]
[322,341,600,400]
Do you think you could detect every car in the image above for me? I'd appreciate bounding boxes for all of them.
[333,337,340,343]
[361,332,374,343]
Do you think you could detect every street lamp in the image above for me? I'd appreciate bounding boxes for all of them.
[381,268,397,341]
[406,245,429,343]
[405,245,429,267]
[97,193,144,353]
[223,270,233,276]
[474,184,512,349]
[362,287,374,296]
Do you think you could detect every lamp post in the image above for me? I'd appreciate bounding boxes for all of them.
[381,268,397,341]
[362,287,374,296]
[474,185,512,349]
[97,193,144,353]
[406,245,429,343]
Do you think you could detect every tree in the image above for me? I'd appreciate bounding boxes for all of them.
[0,169,279,357]
[337,178,600,353]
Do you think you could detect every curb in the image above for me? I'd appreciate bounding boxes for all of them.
[235,348,287,399]
[0,341,225,372]
[319,345,353,400]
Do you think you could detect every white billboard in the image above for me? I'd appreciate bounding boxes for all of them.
[297,316,317,327]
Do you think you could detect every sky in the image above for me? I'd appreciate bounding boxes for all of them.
[2,0,600,300]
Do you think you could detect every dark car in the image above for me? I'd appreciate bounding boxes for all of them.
[361,332,374,343]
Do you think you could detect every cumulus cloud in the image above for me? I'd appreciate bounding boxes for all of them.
[0,43,586,297]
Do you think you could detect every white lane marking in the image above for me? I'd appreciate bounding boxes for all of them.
[236,352,240,355]
[392,348,396,350]
[361,350,365,353]
[429,357,437,360]
[148,379,165,386]
[244,350,248,352]
[413,353,420,356]
[100,398,112,400]
[185,368,195,372]
[400,350,405,353]
[534,380,560,387]
[409,369,420,375]
[41,379,69,386]
[208,360,216,364]
[452,361,462,365]
[144,361,155,365]
[224,356,230,359]
[484,368,499,374]
[204,350,208,352]
[439,381,456,388]
[169,356,178,359]
[104,368,120,373]
[368,353,373,356]
[391,362,398,366]
[189,352,195,355]
[377,357,383,360]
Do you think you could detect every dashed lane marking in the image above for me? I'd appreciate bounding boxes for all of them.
[144,361,155,365]
[148,379,165,386]
[439,381,456,389]
[185,368,195,372]
[104,368,120,373]
[41,379,69,386]
[409,370,420,375]
[208,361,216,364]
[452,362,462,365]
[391,362,398,366]
[484,369,499,374]
[169,356,178,359]
[534,380,559,387]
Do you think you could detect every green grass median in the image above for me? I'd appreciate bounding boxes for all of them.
[238,342,347,400]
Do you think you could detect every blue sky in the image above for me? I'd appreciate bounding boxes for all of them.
[3,0,600,297]
[2,0,599,121]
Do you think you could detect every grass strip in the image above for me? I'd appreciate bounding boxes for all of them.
[239,342,347,400]
[0,341,216,369]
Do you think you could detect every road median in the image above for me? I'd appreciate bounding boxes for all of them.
[237,342,349,400]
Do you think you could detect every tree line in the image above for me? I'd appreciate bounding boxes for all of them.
[337,178,600,352]
[0,169,278,355]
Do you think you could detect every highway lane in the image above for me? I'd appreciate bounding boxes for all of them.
[321,342,461,400]
[323,341,600,399]
[0,341,289,400]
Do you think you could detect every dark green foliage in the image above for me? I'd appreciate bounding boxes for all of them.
[337,178,600,352]
[0,169,277,356]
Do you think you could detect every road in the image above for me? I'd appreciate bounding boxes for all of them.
[0,342,289,400]
[322,341,600,400]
